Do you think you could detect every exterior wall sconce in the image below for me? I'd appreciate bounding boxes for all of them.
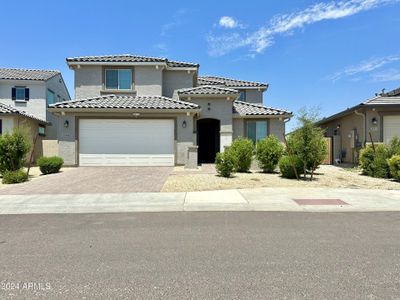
[64,120,69,128]
[182,120,187,128]
[336,124,341,129]
[372,117,378,125]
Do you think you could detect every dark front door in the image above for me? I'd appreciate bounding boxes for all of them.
[197,118,220,163]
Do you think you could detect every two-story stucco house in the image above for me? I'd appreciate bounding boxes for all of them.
[49,54,292,167]
[0,68,70,158]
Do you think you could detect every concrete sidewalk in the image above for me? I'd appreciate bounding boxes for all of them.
[0,188,399,214]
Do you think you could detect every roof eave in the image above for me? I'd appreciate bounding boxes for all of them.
[48,107,201,114]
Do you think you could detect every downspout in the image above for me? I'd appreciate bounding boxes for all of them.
[354,109,366,146]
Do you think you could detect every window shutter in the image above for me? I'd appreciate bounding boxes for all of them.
[11,88,16,100]
[25,88,30,100]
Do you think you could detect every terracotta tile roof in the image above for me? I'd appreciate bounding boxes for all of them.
[66,54,199,68]
[177,85,239,96]
[0,68,60,81]
[49,94,199,110]
[198,75,268,88]
[233,101,291,116]
[0,103,48,123]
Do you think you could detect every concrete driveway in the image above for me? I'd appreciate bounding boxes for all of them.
[0,167,172,194]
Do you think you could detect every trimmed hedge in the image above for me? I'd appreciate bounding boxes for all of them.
[256,136,284,173]
[388,155,400,181]
[37,156,64,175]
[230,138,254,172]
[215,150,237,178]
[278,155,303,179]
[2,169,28,184]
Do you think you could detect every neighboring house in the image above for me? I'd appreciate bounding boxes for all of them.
[316,87,400,164]
[0,68,70,158]
[49,54,292,167]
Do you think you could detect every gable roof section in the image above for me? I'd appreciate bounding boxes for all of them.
[49,95,200,111]
[66,54,199,68]
[317,94,400,125]
[0,103,48,124]
[233,101,291,116]
[198,75,268,88]
[177,85,239,96]
[363,96,400,105]
[0,68,60,81]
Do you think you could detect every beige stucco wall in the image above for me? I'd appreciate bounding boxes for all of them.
[244,89,263,104]
[134,66,162,96]
[320,111,365,163]
[269,119,286,142]
[74,66,103,99]
[188,97,233,151]
[163,70,194,98]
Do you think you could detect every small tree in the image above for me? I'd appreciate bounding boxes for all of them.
[256,135,284,173]
[0,127,31,174]
[287,108,328,180]
[230,137,254,172]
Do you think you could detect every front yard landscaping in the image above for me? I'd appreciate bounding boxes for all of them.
[161,164,400,192]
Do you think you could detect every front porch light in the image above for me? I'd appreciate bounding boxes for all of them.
[182,120,187,128]
[64,120,69,128]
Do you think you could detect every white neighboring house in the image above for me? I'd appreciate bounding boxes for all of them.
[0,68,70,160]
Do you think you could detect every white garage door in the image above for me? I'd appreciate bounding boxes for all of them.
[79,119,175,166]
[383,115,400,144]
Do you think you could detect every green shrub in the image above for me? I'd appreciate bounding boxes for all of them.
[215,150,237,178]
[2,169,28,184]
[388,137,400,157]
[278,155,303,179]
[37,156,64,175]
[0,128,31,174]
[230,138,254,172]
[256,135,284,173]
[388,155,400,180]
[359,144,390,178]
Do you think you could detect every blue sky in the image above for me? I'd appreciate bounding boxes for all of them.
[1,0,399,130]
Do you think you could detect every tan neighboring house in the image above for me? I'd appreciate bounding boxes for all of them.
[49,54,292,167]
[316,87,400,164]
[0,68,70,160]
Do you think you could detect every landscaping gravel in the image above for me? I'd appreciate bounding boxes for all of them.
[162,165,400,192]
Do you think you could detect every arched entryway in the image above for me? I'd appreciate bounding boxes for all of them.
[197,118,220,163]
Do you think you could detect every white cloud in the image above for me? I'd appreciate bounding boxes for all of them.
[219,16,239,29]
[371,69,400,82]
[326,55,400,81]
[207,0,398,56]
[161,9,187,36]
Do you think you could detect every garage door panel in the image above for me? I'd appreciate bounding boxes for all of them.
[383,116,400,144]
[79,119,175,166]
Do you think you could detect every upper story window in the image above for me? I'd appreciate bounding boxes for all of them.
[105,69,132,90]
[238,90,246,102]
[12,87,29,101]
[247,120,268,143]
[38,125,46,136]
[47,89,55,105]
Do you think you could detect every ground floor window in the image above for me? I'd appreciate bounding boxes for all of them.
[247,120,268,143]
[0,119,2,134]
[38,125,45,136]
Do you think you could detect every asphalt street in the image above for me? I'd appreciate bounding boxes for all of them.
[1,212,400,299]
